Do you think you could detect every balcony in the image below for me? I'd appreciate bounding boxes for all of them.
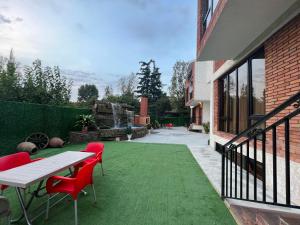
[197,0,299,61]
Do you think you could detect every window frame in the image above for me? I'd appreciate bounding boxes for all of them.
[218,47,265,134]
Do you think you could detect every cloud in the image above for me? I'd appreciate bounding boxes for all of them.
[0,14,12,24]
[15,17,23,22]
[0,14,23,24]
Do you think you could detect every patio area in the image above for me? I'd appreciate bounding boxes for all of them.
[3,141,235,225]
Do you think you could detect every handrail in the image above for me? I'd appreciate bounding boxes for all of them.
[224,91,300,149]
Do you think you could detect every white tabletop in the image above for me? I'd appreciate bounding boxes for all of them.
[0,151,94,188]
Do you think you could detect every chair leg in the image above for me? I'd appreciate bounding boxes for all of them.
[74,200,78,225]
[101,163,104,176]
[45,195,50,220]
[91,185,96,202]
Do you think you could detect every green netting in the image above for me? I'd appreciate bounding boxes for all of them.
[157,117,190,127]
[0,101,90,155]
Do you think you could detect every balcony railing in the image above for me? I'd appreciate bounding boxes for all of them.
[221,91,300,209]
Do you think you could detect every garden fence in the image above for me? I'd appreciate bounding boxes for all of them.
[0,101,90,155]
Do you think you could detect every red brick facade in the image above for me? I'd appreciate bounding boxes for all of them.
[264,15,300,162]
[213,15,300,162]
[213,60,226,73]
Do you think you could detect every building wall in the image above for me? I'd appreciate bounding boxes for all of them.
[212,14,300,204]
[193,61,213,102]
[264,14,300,162]
[202,101,210,123]
[213,60,226,73]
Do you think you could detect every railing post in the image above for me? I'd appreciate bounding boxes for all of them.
[221,145,225,198]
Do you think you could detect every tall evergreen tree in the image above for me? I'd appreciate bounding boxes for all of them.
[0,49,22,101]
[136,59,163,103]
[136,60,152,98]
[149,66,162,102]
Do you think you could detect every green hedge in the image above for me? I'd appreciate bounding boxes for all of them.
[157,117,190,127]
[0,101,90,155]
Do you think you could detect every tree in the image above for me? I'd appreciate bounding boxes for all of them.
[136,60,152,98]
[104,85,113,99]
[149,66,162,102]
[78,84,99,102]
[169,61,189,112]
[136,59,163,103]
[0,49,22,101]
[152,94,171,117]
[22,59,72,105]
[118,73,137,95]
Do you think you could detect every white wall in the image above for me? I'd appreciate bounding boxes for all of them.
[193,61,213,101]
[202,101,210,123]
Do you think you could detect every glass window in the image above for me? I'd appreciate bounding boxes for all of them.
[251,50,265,115]
[229,71,237,133]
[218,47,265,134]
[238,63,248,132]
[213,0,219,12]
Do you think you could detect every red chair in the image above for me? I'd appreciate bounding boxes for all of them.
[165,123,173,129]
[77,142,105,176]
[0,152,43,194]
[45,159,97,225]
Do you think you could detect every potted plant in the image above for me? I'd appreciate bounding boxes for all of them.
[146,123,152,134]
[75,114,95,133]
[126,126,133,141]
[202,122,210,134]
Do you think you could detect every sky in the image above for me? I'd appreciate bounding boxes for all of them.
[0,0,197,100]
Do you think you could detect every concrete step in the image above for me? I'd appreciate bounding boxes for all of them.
[230,202,300,225]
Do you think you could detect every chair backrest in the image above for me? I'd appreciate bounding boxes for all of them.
[0,152,32,172]
[84,142,104,161]
[75,159,97,191]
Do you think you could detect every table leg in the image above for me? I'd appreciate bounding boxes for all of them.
[15,187,32,225]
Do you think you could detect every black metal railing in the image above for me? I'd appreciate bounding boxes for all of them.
[221,91,300,208]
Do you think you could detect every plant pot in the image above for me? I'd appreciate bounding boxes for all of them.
[127,134,132,141]
[82,126,88,133]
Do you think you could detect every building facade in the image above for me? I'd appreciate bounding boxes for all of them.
[185,60,212,131]
[195,0,300,204]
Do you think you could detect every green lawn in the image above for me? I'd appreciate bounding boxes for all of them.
[4,142,236,225]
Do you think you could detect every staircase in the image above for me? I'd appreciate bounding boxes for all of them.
[230,204,300,225]
[220,91,300,224]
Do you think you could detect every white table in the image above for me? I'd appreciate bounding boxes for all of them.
[0,151,94,225]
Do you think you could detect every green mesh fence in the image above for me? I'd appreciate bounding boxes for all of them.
[0,101,90,155]
[157,117,190,127]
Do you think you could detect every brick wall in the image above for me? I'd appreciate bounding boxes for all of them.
[213,60,226,73]
[213,15,300,162]
[140,96,148,117]
[265,14,300,162]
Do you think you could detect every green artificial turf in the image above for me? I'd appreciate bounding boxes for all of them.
[4,142,236,225]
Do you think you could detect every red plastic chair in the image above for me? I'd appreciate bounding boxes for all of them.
[166,123,173,129]
[0,152,43,194]
[45,159,97,225]
[76,142,105,176]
